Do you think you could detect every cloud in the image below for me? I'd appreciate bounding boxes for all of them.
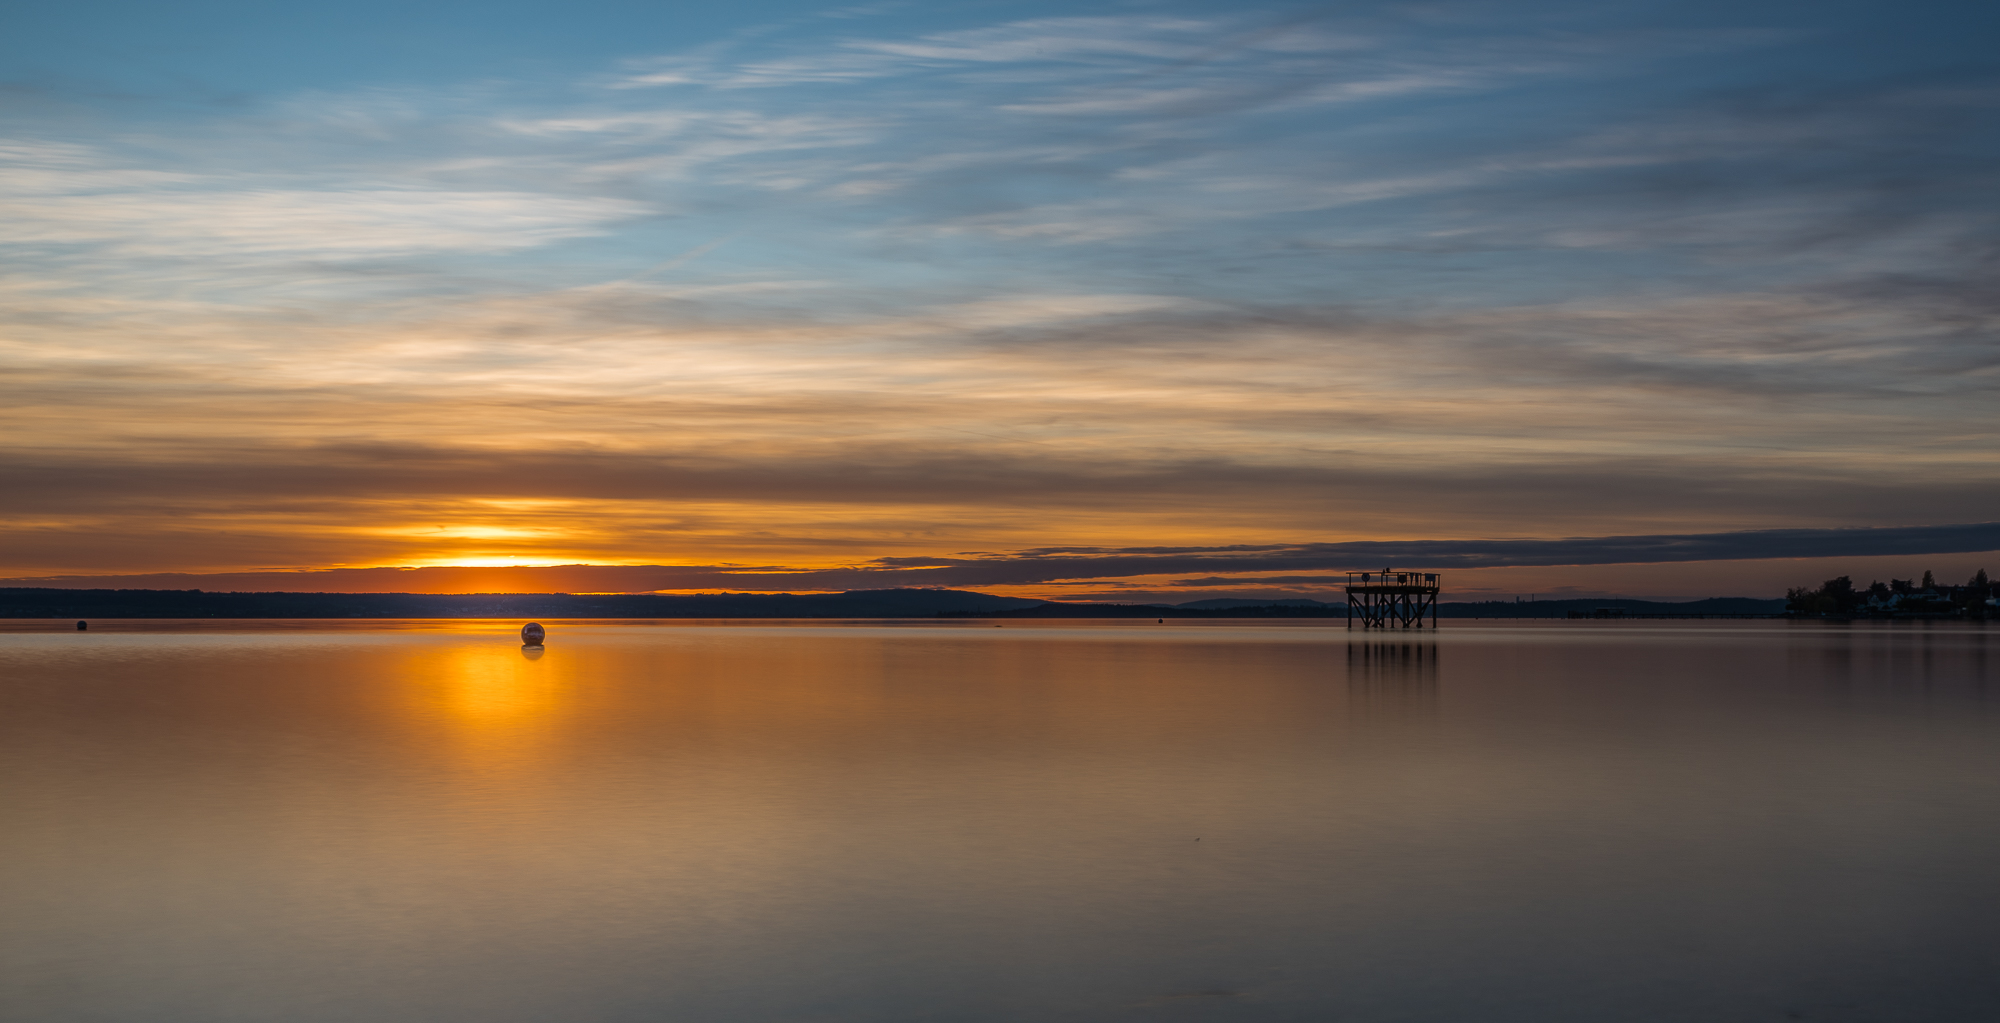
[0,138,655,274]
[3,3,1996,583]
[614,17,1224,89]
[1,187,649,257]
[1,284,1994,581]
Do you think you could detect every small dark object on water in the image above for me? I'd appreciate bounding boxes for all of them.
[76,620,87,631]
[521,622,545,645]
[1157,618,1163,623]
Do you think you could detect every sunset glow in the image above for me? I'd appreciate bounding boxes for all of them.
[3,1,1994,599]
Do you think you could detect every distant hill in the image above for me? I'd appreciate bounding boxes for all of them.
[944,602,1345,618]
[1436,598,1787,618]
[0,587,1041,619]
[1173,598,1338,610]
[0,588,1787,620]
[950,597,1787,619]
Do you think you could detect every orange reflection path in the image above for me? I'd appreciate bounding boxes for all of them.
[398,637,570,777]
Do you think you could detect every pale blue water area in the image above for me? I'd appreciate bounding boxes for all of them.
[1,620,1996,1022]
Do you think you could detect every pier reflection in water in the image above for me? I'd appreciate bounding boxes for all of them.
[1345,640,1439,720]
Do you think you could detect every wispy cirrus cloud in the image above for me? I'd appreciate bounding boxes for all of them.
[1,183,647,257]
[2,1,1995,594]
[614,17,1223,89]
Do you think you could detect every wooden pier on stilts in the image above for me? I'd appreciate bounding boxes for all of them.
[1345,569,1441,629]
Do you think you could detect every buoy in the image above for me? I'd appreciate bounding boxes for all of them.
[76,620,88,631]
[521,622,545,645]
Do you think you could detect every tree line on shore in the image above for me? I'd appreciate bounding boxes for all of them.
[1786,569,1993,616]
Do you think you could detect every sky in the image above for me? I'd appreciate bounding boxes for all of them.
[2,0,1996,601]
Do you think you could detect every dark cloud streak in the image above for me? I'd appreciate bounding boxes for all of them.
[10,522,1995,593]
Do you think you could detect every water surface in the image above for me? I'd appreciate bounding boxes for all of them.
[2,620,1996,1021]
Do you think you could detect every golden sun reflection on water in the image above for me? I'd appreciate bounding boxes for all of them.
[402,640,569,773]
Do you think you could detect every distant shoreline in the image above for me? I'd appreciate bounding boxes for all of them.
[0,587,1785,620]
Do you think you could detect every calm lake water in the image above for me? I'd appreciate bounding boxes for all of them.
[2,620,1996,1022]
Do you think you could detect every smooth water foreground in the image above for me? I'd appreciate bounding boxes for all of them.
[1,620,1996,1022]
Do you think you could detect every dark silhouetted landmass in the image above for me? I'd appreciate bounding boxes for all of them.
[0,587,1039,619]
[943,602,1345,618]
[1786,568,1994,618]
[950,597,1788,618]
[0,588,1809,620]
[1172,598,1336,610]
[1439,597,1787,618]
